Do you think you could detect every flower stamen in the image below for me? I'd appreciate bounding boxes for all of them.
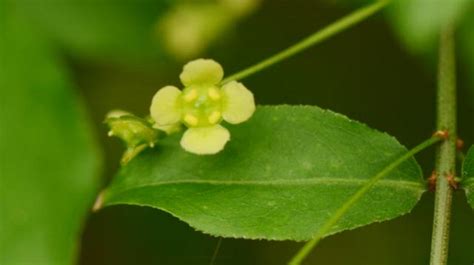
[183,88,198,102]
[208,88,221,100]
[208,111,221,124]
[184,114,199,126]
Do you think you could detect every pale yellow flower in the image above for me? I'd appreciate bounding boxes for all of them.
[150,59,255,154]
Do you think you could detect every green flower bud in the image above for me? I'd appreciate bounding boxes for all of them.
[105,110,159,164]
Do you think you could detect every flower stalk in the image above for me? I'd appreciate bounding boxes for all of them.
[221,0,390,84]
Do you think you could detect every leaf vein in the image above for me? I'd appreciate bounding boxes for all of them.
[108,177,425,196]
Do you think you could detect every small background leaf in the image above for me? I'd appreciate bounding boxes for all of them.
[386,0,474,112]
[334,0,473,59]
[102,105,425,241]
[462,146,474,209]
[0,7,101,265]
[387,0,472,56]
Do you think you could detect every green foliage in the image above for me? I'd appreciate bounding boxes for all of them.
[335,0,474,108]
[12,0,169,64]
[387,0,472,55]
[101,105,426,240]
[0,9,101,265]
[462,146,474,209]
[386,0,474,107]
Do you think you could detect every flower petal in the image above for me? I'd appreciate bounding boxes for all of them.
[153,123,182,135]
[180,125,230,155]
[150,86,182,125]
[221,81,255,124]
[179,59,224,86]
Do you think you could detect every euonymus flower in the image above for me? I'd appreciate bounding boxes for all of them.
[157,0,260,59]
[150,59,255,155]
[147,116,183,135]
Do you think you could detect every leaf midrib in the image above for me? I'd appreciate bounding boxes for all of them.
[107,177,426,197]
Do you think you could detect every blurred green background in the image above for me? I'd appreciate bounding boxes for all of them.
[3,0,474,264]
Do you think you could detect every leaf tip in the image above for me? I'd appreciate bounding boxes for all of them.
[92,191,105,212]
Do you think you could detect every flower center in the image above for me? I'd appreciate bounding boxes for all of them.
[180,86,223,127]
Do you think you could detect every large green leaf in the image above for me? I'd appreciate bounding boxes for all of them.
[462,146,474,209]
[100,105,425,241]
[12,0,169,64]
[0,8,101,265]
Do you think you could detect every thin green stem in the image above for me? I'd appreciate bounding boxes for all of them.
[288,136,443,265]
[429,24,457,265]
[221,0,390,84]
[209,238,222,265]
